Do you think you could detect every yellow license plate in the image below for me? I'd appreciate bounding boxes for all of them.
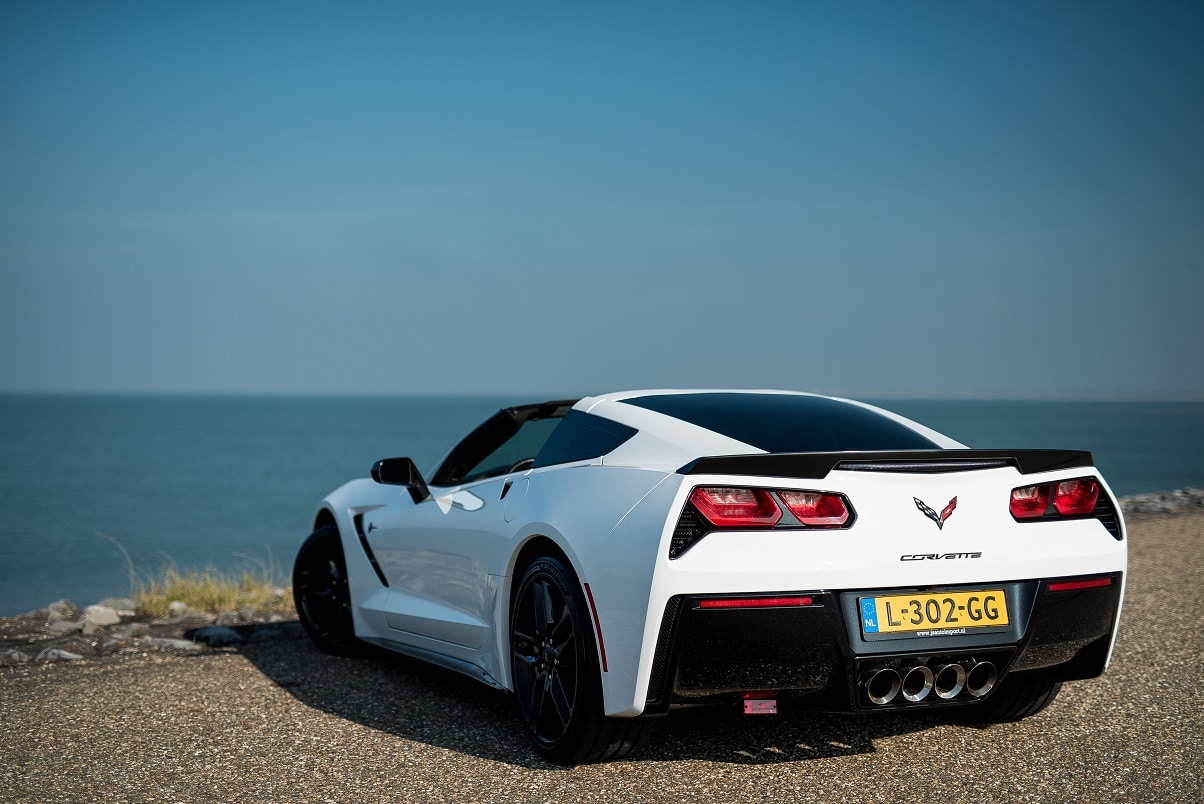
[859,590,1009,637]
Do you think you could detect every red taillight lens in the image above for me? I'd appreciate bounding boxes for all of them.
[1010,483,1051,518]
[778,491,851,527]
[1011,476,1103,520]
[1053,478,1100,516]
[1011,483,1049,522]
[690,487,782,527]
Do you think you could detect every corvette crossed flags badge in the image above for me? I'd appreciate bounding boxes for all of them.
[914,496,957,530]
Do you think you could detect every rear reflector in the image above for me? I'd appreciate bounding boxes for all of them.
[1048,577,1113,592]
[699,596,814,609]
[778,490,851,527]
[690,487,782,527]
[582,582,608,672]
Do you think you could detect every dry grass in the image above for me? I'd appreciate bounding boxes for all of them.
[99,534,292,617]
[133,564,293,618]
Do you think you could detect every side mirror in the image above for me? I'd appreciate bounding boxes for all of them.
[371,457,431,504]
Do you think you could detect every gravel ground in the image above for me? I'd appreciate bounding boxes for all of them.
[2,513,1201,803]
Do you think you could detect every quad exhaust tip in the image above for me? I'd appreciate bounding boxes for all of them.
[901,665,934,702]
[863,668,902,705]
[933,663,967,699]
[864,660,998,706]
[966,661,997,698]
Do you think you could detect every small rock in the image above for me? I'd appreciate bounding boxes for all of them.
[165,601,206,621]
[44,599,81,624]
[81,605,121,636]
[188,626,243,647]
[36,648,84,662]
[83,604,121,623]
[94,597,138,617]
[1,649,32,666]
[47,619,84,634]
[111,622,151,639]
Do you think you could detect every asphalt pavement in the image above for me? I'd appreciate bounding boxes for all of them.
[2,513,1201,803]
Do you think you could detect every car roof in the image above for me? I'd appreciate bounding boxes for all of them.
[567,390,963,469]
[578,388,824,406]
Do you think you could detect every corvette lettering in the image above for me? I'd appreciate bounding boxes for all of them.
[900,552,983,561]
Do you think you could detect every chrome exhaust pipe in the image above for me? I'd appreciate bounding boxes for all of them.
[901,666,935,702]
[863,668,901,705]
[933,663,967,699]
[965,661,998,698]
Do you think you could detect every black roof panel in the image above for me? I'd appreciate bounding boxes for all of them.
[622,392,939,453]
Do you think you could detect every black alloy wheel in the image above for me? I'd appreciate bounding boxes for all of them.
[293,525,361,656]
[511,557,588,758]
[510,556,652,764]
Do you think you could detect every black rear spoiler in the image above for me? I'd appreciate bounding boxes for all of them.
[678,449,1095,479]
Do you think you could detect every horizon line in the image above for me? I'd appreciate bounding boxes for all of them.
[1,388,1202,403]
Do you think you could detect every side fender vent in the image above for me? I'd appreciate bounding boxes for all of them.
[353,513,390,586]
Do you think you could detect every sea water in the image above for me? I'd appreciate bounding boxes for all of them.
[2,394,1201,616]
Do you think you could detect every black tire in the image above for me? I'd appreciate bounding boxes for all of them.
[954,679,1062,724]
[293,525,362,656]
[510,556,653,764]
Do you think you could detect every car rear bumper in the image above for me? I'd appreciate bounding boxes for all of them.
[642,572,1123,714]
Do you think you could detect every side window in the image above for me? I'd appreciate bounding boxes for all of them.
[459,417,562,484]
[532,411,637,468]
[432,400,579,486]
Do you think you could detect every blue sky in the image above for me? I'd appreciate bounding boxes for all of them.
[2,1,1201,398]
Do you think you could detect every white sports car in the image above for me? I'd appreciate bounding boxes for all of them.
[293,390,1126,763]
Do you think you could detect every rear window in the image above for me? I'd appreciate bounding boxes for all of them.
[622,393,938,452]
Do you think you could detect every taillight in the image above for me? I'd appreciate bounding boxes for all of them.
[689,487,781,527]
[1010,484,1050,518]
[1053,478,1100,516]
[778,490,851,527]
[1010,476,1103,520]
[674,485,857,557]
